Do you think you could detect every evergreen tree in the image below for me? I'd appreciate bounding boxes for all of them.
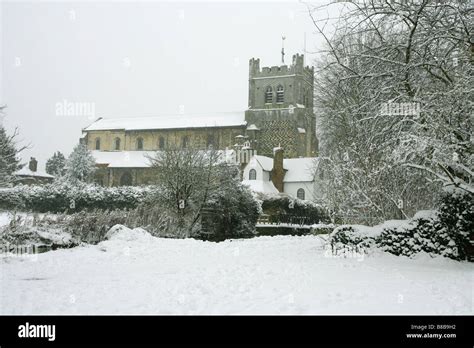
[65,144,96,184]
[46,151,67,176]
[0,124,24,187]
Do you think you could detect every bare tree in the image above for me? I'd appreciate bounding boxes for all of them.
[308,0,473,223]
[147,146,234,236]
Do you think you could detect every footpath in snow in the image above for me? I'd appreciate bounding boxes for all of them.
[0,226,472,314]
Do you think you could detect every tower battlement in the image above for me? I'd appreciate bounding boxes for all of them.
[249,54,313,78]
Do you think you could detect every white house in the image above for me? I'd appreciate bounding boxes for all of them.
[242,149,319,200]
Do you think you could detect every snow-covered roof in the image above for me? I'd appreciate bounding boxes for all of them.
[92,149,237,168]
[16,167,54,179]
[92,151,155,168]
[253,155,274,171]
[247,155,317,182]
[246,124,260,131]
[84,113,246,132]
[283,157,317,182]
[242,179,279,194]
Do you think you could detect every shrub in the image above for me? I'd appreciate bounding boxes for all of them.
[0,183,156,213]
[329,225,378,255]
[259,193,330,225]
[196,178,260,241]
[329,190,473,261]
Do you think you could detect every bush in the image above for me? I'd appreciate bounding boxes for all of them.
[196,179,260,241]
[329,225,378,255]
[329,190,473,261]
[259,193,330,225]
[0,183,157,213]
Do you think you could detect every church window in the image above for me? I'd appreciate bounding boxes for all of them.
[265,86,273,104]
[249,169,257,180]
[276,85,284,103]
[159,136,165,149]
[95,138,101,150]
[297,188,305,200]
[181,136,189,149]
[120,172,133,186]
[114,138,121,150]
[207,134,215,149]
[137,138,144,150]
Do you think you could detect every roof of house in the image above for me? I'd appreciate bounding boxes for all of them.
[16,167,54,179]
[283,157,317,182]
[83,113,246,132]
[242,179,279,194]
[247,155,317,183]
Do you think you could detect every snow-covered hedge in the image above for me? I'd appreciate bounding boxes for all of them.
[257,193,330,225]
[0,183,157,213]
[328,191,473,261]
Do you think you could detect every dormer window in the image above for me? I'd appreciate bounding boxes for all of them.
[265,86,273,104]
[137,137,144,150]
[276,85,284,103]
[95,138,101,150]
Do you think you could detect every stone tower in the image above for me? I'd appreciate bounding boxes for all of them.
[245,54,318,158]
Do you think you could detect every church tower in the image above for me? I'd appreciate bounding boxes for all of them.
[244,54,318,158]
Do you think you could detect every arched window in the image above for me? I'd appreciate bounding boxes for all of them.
[207,134,215,149]
[276,85,284,103]
[158,136,165,150]
[265,86,273,104]
[114,138,121,151]
[181,136,189,149]
[95,138,101,150]
[120,172,132,186]
[249,169,257,180]
[297,188,305,200]
[136,138,144,150]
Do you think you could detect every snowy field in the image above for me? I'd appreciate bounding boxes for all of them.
[0,226,472,315]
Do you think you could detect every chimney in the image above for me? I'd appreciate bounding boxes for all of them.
[271,147,285,192]
[29,157,38,172]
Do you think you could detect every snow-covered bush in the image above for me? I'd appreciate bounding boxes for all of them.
[329,190,473,261]
[329,225,378,256]
[198,176,260,241]
[380,192,473,261]
[259,193,330,225]
[436,191,473,261]
[0,183,156,213]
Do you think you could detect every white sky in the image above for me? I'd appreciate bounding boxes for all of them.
[1,0,338,169]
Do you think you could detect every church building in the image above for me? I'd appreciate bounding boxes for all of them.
[81,53,318,187]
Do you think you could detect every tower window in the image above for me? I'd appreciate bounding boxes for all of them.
[249,169,257,180]
[159,136,165,149]
[297,188,305,200]
[114,138,121,150]
[265,86,273,104]
[276,85,284,103]
[95,138,101,150]
[137,137,144,150]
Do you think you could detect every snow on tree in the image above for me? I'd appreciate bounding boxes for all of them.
[46,151,67,176]
[0,106,26,187]
[308,0,473,223]
[65,144,96,184]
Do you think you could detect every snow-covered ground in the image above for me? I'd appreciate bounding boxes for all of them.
[1,226,471,315]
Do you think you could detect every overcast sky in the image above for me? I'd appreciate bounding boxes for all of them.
[1,0,337,169]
